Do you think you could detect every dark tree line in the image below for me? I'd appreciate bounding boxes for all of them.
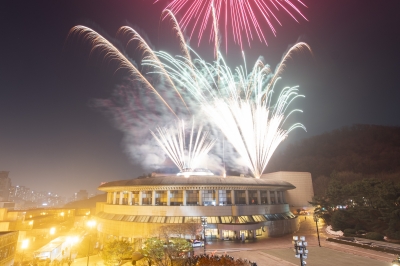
[311,176,400,239]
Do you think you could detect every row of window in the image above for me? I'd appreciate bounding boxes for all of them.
[110,190,284,205]
[97,212,296,224]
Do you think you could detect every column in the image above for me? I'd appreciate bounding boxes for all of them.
[128,192,133,205]
[266,190,271,204]
[106,193,110,204]
[245,190,249,205]
[257,190,261,204]
[152,191,156,206]
[138,191,143,206]
[167,190,171,206]
[183,190,187,206]
[274,191,278,204]
[282,191,286,203]
[231,190,236,205]
[219,229,223,240]
[113,192,117,205]
[199,190,203,205]
[119,192,123,205]
[215,190,219,206]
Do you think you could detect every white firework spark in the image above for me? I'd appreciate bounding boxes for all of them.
[144,43,309,178]
[151,119,216,171]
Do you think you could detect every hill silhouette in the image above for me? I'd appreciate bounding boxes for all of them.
[267,124,400,180]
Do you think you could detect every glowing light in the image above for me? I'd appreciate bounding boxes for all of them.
[151,119,216,172]
[87,220,96,228]
[50,227,56,235]
[156,0,308,50]
[22,239,29,249]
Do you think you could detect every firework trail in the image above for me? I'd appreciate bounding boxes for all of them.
[67,15,311,176]
[151,119,216,171]
[155,0,308,50]
[143,44,308,178]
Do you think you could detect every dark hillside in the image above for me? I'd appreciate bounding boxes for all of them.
[267,124,400,179]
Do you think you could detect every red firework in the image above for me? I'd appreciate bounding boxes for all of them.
[155,0,308,50]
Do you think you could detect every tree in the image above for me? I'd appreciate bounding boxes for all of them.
[141,237,167,266]
[165,238,192,265]
[101,240,133,266]
[183,219,202,239]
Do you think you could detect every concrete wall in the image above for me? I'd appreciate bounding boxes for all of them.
[261,172,314,209]
[99,202,289,217]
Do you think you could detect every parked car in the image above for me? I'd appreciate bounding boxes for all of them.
[191,240,204,247]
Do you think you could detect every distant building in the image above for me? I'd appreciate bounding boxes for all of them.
[76,190,88,201]
[0,172,11,201]
[0,231,18,266]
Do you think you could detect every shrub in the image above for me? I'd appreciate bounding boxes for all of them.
[385,229,400,240]
[343,228,356,236]
[365,232,384,241]
[356,230,367,235]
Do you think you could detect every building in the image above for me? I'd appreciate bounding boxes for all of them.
[261,172,314,213]
[94,173,306,244]
[0,231,18,266]
[0,172,11,201]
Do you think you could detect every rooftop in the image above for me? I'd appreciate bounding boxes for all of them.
[98,175,296,190]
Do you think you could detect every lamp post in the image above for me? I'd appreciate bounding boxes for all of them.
[20,239,29,266]
[292,236,308,266]
[313,215,321,247]
[86,220,96,266]
[201,217,207,255]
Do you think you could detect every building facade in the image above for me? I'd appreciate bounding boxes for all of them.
[0,231,18,266]
[95,174,301,243]
[0,172,11,201]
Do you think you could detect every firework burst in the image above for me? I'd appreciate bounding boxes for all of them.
[151,119,216,172]
[156,0,308,50]
[144,42,309,178]
[67,13,311,177]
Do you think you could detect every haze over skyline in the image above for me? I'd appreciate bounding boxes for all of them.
[1,0,399,196]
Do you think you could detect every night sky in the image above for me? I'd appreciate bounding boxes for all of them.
[1,0,400,197]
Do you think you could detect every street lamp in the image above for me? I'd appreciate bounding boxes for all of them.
[201,217,207,255]
[86,220,97,266]
[292,236,308,266]
[21,239,29,265]
[67,236,79,265]
[313,215,321,247]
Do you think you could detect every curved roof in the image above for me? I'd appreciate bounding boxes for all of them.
[98,175,295,191]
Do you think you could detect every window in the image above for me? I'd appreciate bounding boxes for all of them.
[170,190,183,206]
[220,216,233,223]
[249,190,258,204]
[235,190,246,204]
[218,190,232,205]
[202,190,215,206]
[186,190,199,205]
[155,191,167,205]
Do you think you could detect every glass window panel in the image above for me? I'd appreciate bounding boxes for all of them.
[186,190,199,205]
[248,190,258,205]
[155,191,167,205]
[235,190,246,204]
